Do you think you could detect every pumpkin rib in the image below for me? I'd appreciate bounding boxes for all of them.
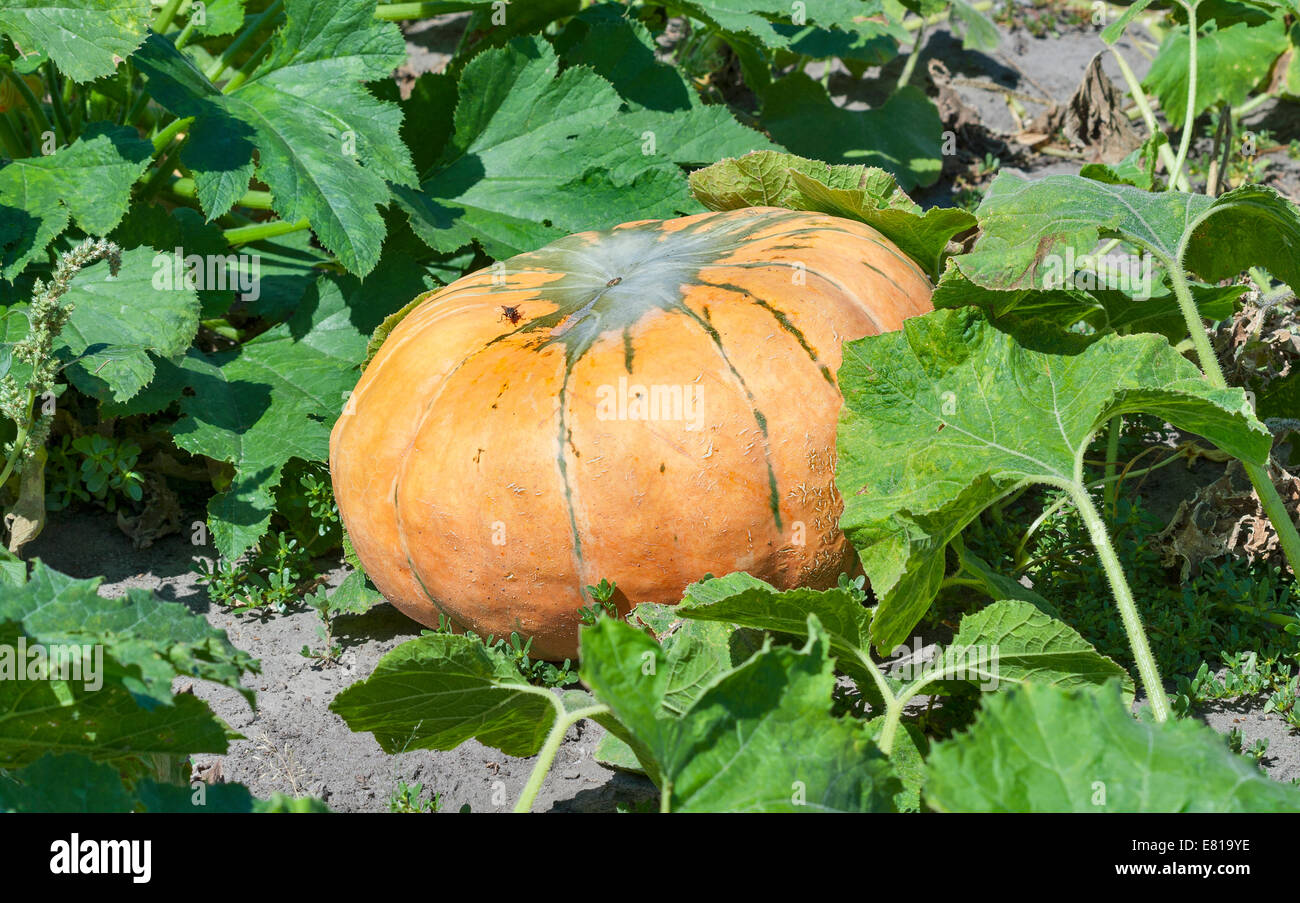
[714,258,906,332]
[709,286,835,385]
[672,300,785,532]
[716,216,930,287]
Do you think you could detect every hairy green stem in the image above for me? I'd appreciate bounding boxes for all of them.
[896,23,926,90]
[205,0,284,82]
[0,112,25,159]
[1103,415,1123,514]
[151,115,193,155]
[514,703,609,812]
[1231,92,1272,120]
[374,2,484,19]
[153,0,186,35]
[175,18,198,50]
[3,70,52,145]
[43,64,72,146]
[1066,481,1170,720]
[224,217,309,245]
[171,176,273,209]
[1166,1,1198,191]
[1109,45,1188,190]
[1166,257,1300,575]
[221,34,275,94]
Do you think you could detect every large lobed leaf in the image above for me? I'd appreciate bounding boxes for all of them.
[1144,19,1288,129]
[397,36,695,259]
[836,306,1271,651]
[0,559,251,769]
[0,123,151,281]
[0,753,330,812]
[759,76,943,191]
[676,573,1130,700]
[133,0,417,275]
[927,682,1300,812]
[555,8,777,167]
[689,150,973,276]
[330,632,561,758]
[174,256,429,558]
[55,246,201,402]
[669,0,885,50]
[0,0,150,82]
[581,616,901,812]
[0,559,256,706]
[961,173,1300,298]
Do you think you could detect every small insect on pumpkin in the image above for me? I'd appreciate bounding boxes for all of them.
[331,207,933,660]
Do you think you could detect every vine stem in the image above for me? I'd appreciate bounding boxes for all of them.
[0,387,35,488]
[204,0,284,82]
[153,0,186,35]
[1103,415,1123,515]
[150,115,193,155]
[1166,0,1198,191]
[43,63,72,146]
[0,113,25,159]
[896,23,926,90]
[1166,262,1300,575]
[902,0,993,31]
[514,703,609,813]
[223,217,309,244]
[3,70,52,143]
[374,2,484,20]
[1065,481,1170,721]
[1108,44,1188,190]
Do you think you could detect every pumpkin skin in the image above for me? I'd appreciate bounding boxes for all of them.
[330,207,932,659]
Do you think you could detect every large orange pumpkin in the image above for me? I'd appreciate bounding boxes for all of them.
[330,207,932,659]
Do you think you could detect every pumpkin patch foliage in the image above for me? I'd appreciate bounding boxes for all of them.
[2,0,1300,821]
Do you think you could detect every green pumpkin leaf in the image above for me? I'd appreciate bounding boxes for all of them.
[1,559,256,706]
[759,77,944,190]
[0,618,234,769]
[1144,19,1288,129]
[556,10,778,167]
[674,571,882,694]
[927,682,1300,811]
[933,257,1245,344]
[1181,184,1300,296]
[132,0,416,276]
[330,632,559,758]
[664,0,887,50]
[175,255,428,558]
[960,173,1300,299]
[770,20,905,66]
[689,150,972,276]
[0,753,329,812]
[919,600,1134,698]
[51,247,200,402]
[865,717,927,811]
[0,123,151,280]
[0,0,150,82]
[593,731,645,774]
[948,0,1000,51]
[1100,0,1154,43]
[398,36,692,259]
[949,545,1061,617]
[580,615,901,812]
[0,754,134,812]
[836,307,1271,651]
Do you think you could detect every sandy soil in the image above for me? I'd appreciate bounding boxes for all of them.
[28,510,659,812]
